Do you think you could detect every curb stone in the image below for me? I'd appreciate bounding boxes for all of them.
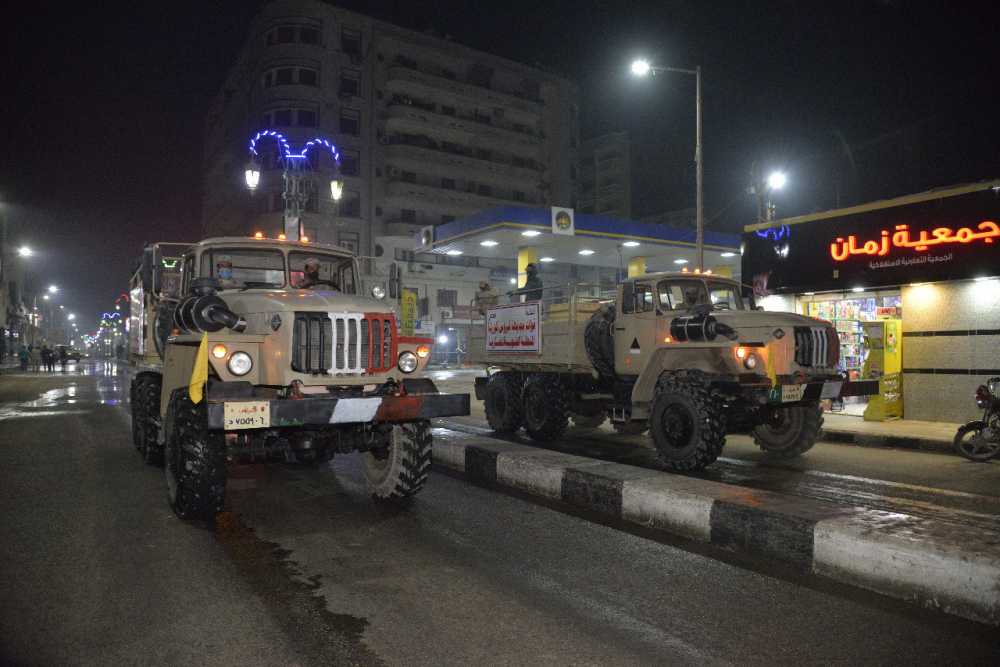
[433,436,1000,626]
[822,428,952,454]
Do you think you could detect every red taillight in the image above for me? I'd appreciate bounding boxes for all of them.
[975,385,991,408]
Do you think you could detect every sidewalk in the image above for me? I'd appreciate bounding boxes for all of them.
[822,413,959,452]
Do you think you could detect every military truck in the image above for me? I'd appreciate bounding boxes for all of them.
[128,236,469,520]
[469,273,876,472]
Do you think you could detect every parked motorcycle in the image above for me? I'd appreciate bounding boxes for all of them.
[954,377,1000,461]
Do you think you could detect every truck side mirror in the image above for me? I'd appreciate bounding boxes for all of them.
[389,262,402,299]
[620,281,635,314]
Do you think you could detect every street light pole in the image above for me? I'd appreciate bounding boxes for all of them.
[632,60,705,270]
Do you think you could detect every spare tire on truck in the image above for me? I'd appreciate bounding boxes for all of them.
[584,304,616,379]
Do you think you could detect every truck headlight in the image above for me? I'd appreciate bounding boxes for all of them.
[227,351,253,376]
[371,285,386,299]
[397,351,418,373]
[744,353,759,370]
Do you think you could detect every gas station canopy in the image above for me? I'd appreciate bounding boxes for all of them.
[425,206,742,277]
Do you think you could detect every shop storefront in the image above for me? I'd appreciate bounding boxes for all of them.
[743,180,1000,423]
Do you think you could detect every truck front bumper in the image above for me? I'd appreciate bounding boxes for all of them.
[206,392,470,431]
[765,378,880,404]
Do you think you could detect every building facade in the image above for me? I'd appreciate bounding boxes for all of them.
[575,131,631,219]
[202,0,579,257]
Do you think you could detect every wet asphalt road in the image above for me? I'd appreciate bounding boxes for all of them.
[2,363,999,665]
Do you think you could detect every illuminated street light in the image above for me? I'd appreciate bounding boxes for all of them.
[330,179,344,201]
[630,57,704,269]
[18,246,33,257]
[48,285,59,294]
[43,294,50,301]
[68,313,76,320]
[630,59,652,77]
[767,171,788,190]
[244,161,261,191]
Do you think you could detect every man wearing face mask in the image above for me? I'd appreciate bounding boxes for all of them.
[217,258,238,288]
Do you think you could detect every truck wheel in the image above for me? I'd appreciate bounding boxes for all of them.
[138,374,164,466]
[164,389,227,521]
[650,374,726,472]
[612,420,649,436]
[571,412,606,429]
[484,372,524,434]
[584,304,616,378]
[364,420,432,503]
[522,374,569,442]
[752,404,823,459]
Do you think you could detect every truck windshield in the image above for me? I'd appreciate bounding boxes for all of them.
[657,279,745,311]
[289,251,357,294]
[200,249,285,289]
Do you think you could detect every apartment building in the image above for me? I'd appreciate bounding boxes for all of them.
[202,0,579,256]
[576,131,631,219]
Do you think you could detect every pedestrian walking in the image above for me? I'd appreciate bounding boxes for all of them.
[28,344,41,372]
[58,345,69,372]
[41,345,54,372]
[18,344,29,371]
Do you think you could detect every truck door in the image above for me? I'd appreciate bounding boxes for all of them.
[614,281,658,375]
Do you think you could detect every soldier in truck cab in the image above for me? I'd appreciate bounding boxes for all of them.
[299,257,339,290]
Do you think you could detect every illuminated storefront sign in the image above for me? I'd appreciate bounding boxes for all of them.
[741,184,1000,293]
[830,221,1000,261]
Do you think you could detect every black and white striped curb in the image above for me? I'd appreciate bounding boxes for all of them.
[821,428,952,453]
[433,435,1000,626]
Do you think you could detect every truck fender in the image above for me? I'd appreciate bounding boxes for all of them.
[631,348,731,405]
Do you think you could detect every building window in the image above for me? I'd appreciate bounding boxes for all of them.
[296,109,317,127]
[340,149,359,176]
[273,109,293,126]
[441,177,455,190]
[512,190,525,202]
[297,68,318,86]
[437,289,458,307]
[273,26,296,44]
[400,209,416,222]
[341,190,361,217]
[275,68,294,85]
[340,70,360,97]
[401,171,416,183]
[340,109,360,136]
[298,27,320,44]
[477,184,492,197]
[338,231,360,254]
[341,27,361,55]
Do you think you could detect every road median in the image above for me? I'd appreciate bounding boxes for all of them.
[432,431,1000,626]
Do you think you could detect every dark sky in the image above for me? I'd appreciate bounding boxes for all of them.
[4,0,999,334]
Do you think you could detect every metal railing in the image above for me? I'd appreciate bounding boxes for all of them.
[469,281,615,326]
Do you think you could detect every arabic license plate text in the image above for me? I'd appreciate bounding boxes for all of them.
[781,384,805,403]
[224,401,271,430]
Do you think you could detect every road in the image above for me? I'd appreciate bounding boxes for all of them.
[2,362,999,665]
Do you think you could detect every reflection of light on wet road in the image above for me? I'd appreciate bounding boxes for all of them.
[0,361,126,421]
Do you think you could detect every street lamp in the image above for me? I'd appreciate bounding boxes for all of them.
[68,313,75,321]
[750,164,790,223]
[48,284,58,294]
[17,246,32,257]
[767,171,787,191]
[631,57,704,270]
[246,131,343,241]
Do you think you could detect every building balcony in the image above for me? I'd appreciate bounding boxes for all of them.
[384,180,529,216]
[384,143,541,189]
[385,104,542,157]
[385,66,541,121]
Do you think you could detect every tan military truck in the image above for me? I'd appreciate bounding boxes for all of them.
[470,273,875,472]
[128,236,469,520]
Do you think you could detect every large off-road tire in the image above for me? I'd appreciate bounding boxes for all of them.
[130,377,145,451]
[649,373,726,472]
[612,420,649,436]
[484,372,524,434]
[521,374,569,442]
[584,304,616,379]
[164,389,227,521]
[138,374,164,466]
[363,420,432,503]
[752,403,823,459]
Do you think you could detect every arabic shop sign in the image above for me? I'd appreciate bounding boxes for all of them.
[830,221,999,261]
[741,186,1000,293]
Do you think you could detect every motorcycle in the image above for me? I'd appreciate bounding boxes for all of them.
[954,377,1000,461]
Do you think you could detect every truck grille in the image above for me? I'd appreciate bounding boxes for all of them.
[292,312,396,375]
[794,326,838,368]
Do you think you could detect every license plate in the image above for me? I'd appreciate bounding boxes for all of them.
[781,384,805,403]
[224,401,271,430]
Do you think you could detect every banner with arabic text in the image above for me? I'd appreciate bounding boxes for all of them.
[486,303,540,353]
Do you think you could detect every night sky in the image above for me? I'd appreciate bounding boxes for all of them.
[4,0,998,333]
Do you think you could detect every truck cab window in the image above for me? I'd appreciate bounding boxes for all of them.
[657,280,708,310]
